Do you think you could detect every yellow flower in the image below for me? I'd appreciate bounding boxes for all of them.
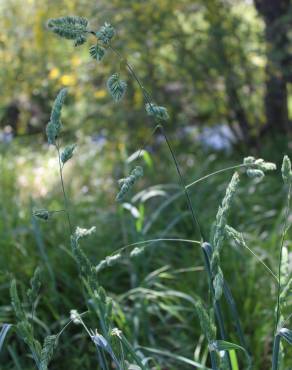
[49,67,60,80]
[71,56,81,67]
[94,89,107,99]
[59,74,76,86]
[133,89,143,108]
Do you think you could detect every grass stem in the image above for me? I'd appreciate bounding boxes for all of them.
[55,142,73,234]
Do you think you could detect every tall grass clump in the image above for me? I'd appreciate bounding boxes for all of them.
[4,13,291,370]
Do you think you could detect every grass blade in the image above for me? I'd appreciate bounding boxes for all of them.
[0,324,12,352]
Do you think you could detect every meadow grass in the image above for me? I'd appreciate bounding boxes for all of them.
[0,15,291,370]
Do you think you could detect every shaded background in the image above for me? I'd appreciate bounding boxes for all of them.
[0,0,291,369]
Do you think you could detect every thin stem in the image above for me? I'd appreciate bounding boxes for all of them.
[56,311,89,340]
[109,45,203,241]
[160,125,204,240]
[55,143,73,234]
[275,182,291,332]
[241,243,278,282]
[49,209,66,214]
[136,124,160,160]
[109,237,201,256]
[281,312,292,327]
[186,164,246,189]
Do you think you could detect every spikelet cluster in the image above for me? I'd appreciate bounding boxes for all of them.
[107,73,127,102]
[33,209,50,221]
[243,156,276,180]
[40,335,57,370]
[61,144,77,165]
[96,22,115,45]
[16,320,42,360]
[10,276,58,370]
[75,226,96,241]
[71,227,97,289]
[130,246,145,258]
[47,16,88,46]
[89,44,105,61]
[70,309,82,324]
[46,88,67,145]
[96,253,122,273]
[213,172,240,253]
[278,244,291,307]
[211,172,240,300]
[213,267,224,301]
[87,287,113,334]
[225,225,246,248]
[116,166,143,202]
[27,267,41,307]
[145,102,169,121]
[194,298,216,343]
[280,277,292,304]
[281,155,292,184]
[10,279,25,321]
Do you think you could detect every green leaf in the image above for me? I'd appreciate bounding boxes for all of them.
[47,16,88,44]
[0,324,12,352]
[89,44,105,61]
[229,350,239,370]
[107,73,127,102]
[91,332,120,368]
[212,340,251,370]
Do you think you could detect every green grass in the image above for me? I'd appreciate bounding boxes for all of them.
[0,135,291,369]
[1,14,291,370]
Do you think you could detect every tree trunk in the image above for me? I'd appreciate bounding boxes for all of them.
[254,0,290,134]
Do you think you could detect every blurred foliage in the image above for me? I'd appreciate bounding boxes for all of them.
[0,0,272,143]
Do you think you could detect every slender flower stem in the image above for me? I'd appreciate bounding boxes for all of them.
[55,142,73,234]
[272,182,291,370]
[236,240,278,282]
[49,209,66,214]
[186,164,246,189]
[109,237,201,256]
[109,45,203,241]
[275,182,291,332]
[136,124,160,159]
